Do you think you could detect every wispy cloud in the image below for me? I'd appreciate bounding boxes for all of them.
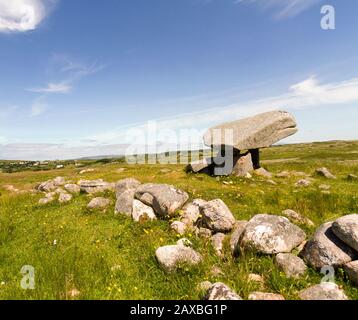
[0,0,57,33]
[235,0,323,19]
[30,96,48,116]
[28,82,72,94]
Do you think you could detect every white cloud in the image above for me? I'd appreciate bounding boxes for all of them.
[28,82,72,94]
[236,0,323,19]
[0,0,55,33]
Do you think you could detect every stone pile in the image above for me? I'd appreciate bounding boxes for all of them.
[187,110,298,177]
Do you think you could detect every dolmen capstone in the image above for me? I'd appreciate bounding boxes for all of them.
[187,110,298,176]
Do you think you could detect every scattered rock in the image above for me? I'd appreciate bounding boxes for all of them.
[135,184,189,217]
[37,180,56,193]
[275,253,307,278]
[203,110,297,150]
[210,266,224,277]
[254,168,272,178]
[170,221,187,235]
[300,222,357,269]
[38,196,54,205]
[316,167,336,179]
[116,168,126,173]
[267,179,277,185]
[211,233,226,257]
[239,214,306,254]
[295,179,311,187]
[115,178,141,196]
[115,189,136,217]
[200,199,236,233]
[276,171,290,178]
[53,176,66,186]
[64,184,81,194]
[186,157,212,173]
[58,192,72,204]
[205,283,242,300]
[344,261,358,286]
[298,283,348,300]
[196,227,212,239]
[79,179,115,194]
[319,184,331,190]
[230,221,248,256]
[248,292,285,300]
[347,174,358,181]
[180,199,207,226]
[87,197,111,210]
[155,245,202,272]
[282,209,314,227]
[332,214,358,252]
[79,168,95,174]
[131,199,156,222]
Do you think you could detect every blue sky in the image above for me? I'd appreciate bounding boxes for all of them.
[0,0,357,159]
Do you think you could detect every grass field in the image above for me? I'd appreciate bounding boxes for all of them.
[0,140,357,300]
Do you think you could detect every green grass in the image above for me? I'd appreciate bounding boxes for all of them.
[0,140,357,300]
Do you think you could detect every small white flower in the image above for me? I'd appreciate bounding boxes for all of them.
[53,239,57,246]
[1,281,5,285]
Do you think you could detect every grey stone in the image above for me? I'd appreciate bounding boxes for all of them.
[248,292,285,300]
[115,189,136,217]
[254,168,273,178]
[78,179,115,194]
[275,253,307,278]
[230,221,248,256]
[347,174,358,181]
[180,199,207,226]
[87,197,111,210]
[205,283,242,300]
[200,199,236,233]
[135,184,189,217]
[295,179,311,187]
[196,227,212,239]
[132,199,156,222]
[231,152,254,177]
[197,281,213,292]
[58,192,72,204]
[298,283,348,300]
[316,167,336,179]
[37,180,56,193]
[282,209,314,227]
[344,260,358,286]
[155,245,202,272]
[300,222,357,269]
[211,233,226,257]
[186,158,212,173]
[239,214,306,254]
[203,110,297,150]
[115,178,141,197]
[64,184,81,194]
[170,221,187,235]
[332,214,358,252]
[53,176,66,186]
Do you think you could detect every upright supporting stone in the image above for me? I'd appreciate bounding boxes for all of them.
[249,149,260,169]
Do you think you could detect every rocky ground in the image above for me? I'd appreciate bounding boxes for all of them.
[0,140,357,300]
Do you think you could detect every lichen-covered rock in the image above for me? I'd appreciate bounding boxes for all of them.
[115,189,136,217]
[180,199,207,226]
[300,222,357,269]
[200,199,236,233]
[170,221,187,235]
[131,199,156,222]
[78,179,115,194]
[332,214,358,252]
[275,253,307,278]
[155,245,202,272]
[298,283,348,300]
[239,214,306,254]
[135,184,189,217]
[205,283,242,300]
[115,178,141,196]
[58,192,72,204]
[282,209,314,227]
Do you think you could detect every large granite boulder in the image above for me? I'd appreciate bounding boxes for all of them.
[135,184,189,217]
[239,214,306,254]
[300,222,357,269]
[332,214,358,252]
[203,110,297,150]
